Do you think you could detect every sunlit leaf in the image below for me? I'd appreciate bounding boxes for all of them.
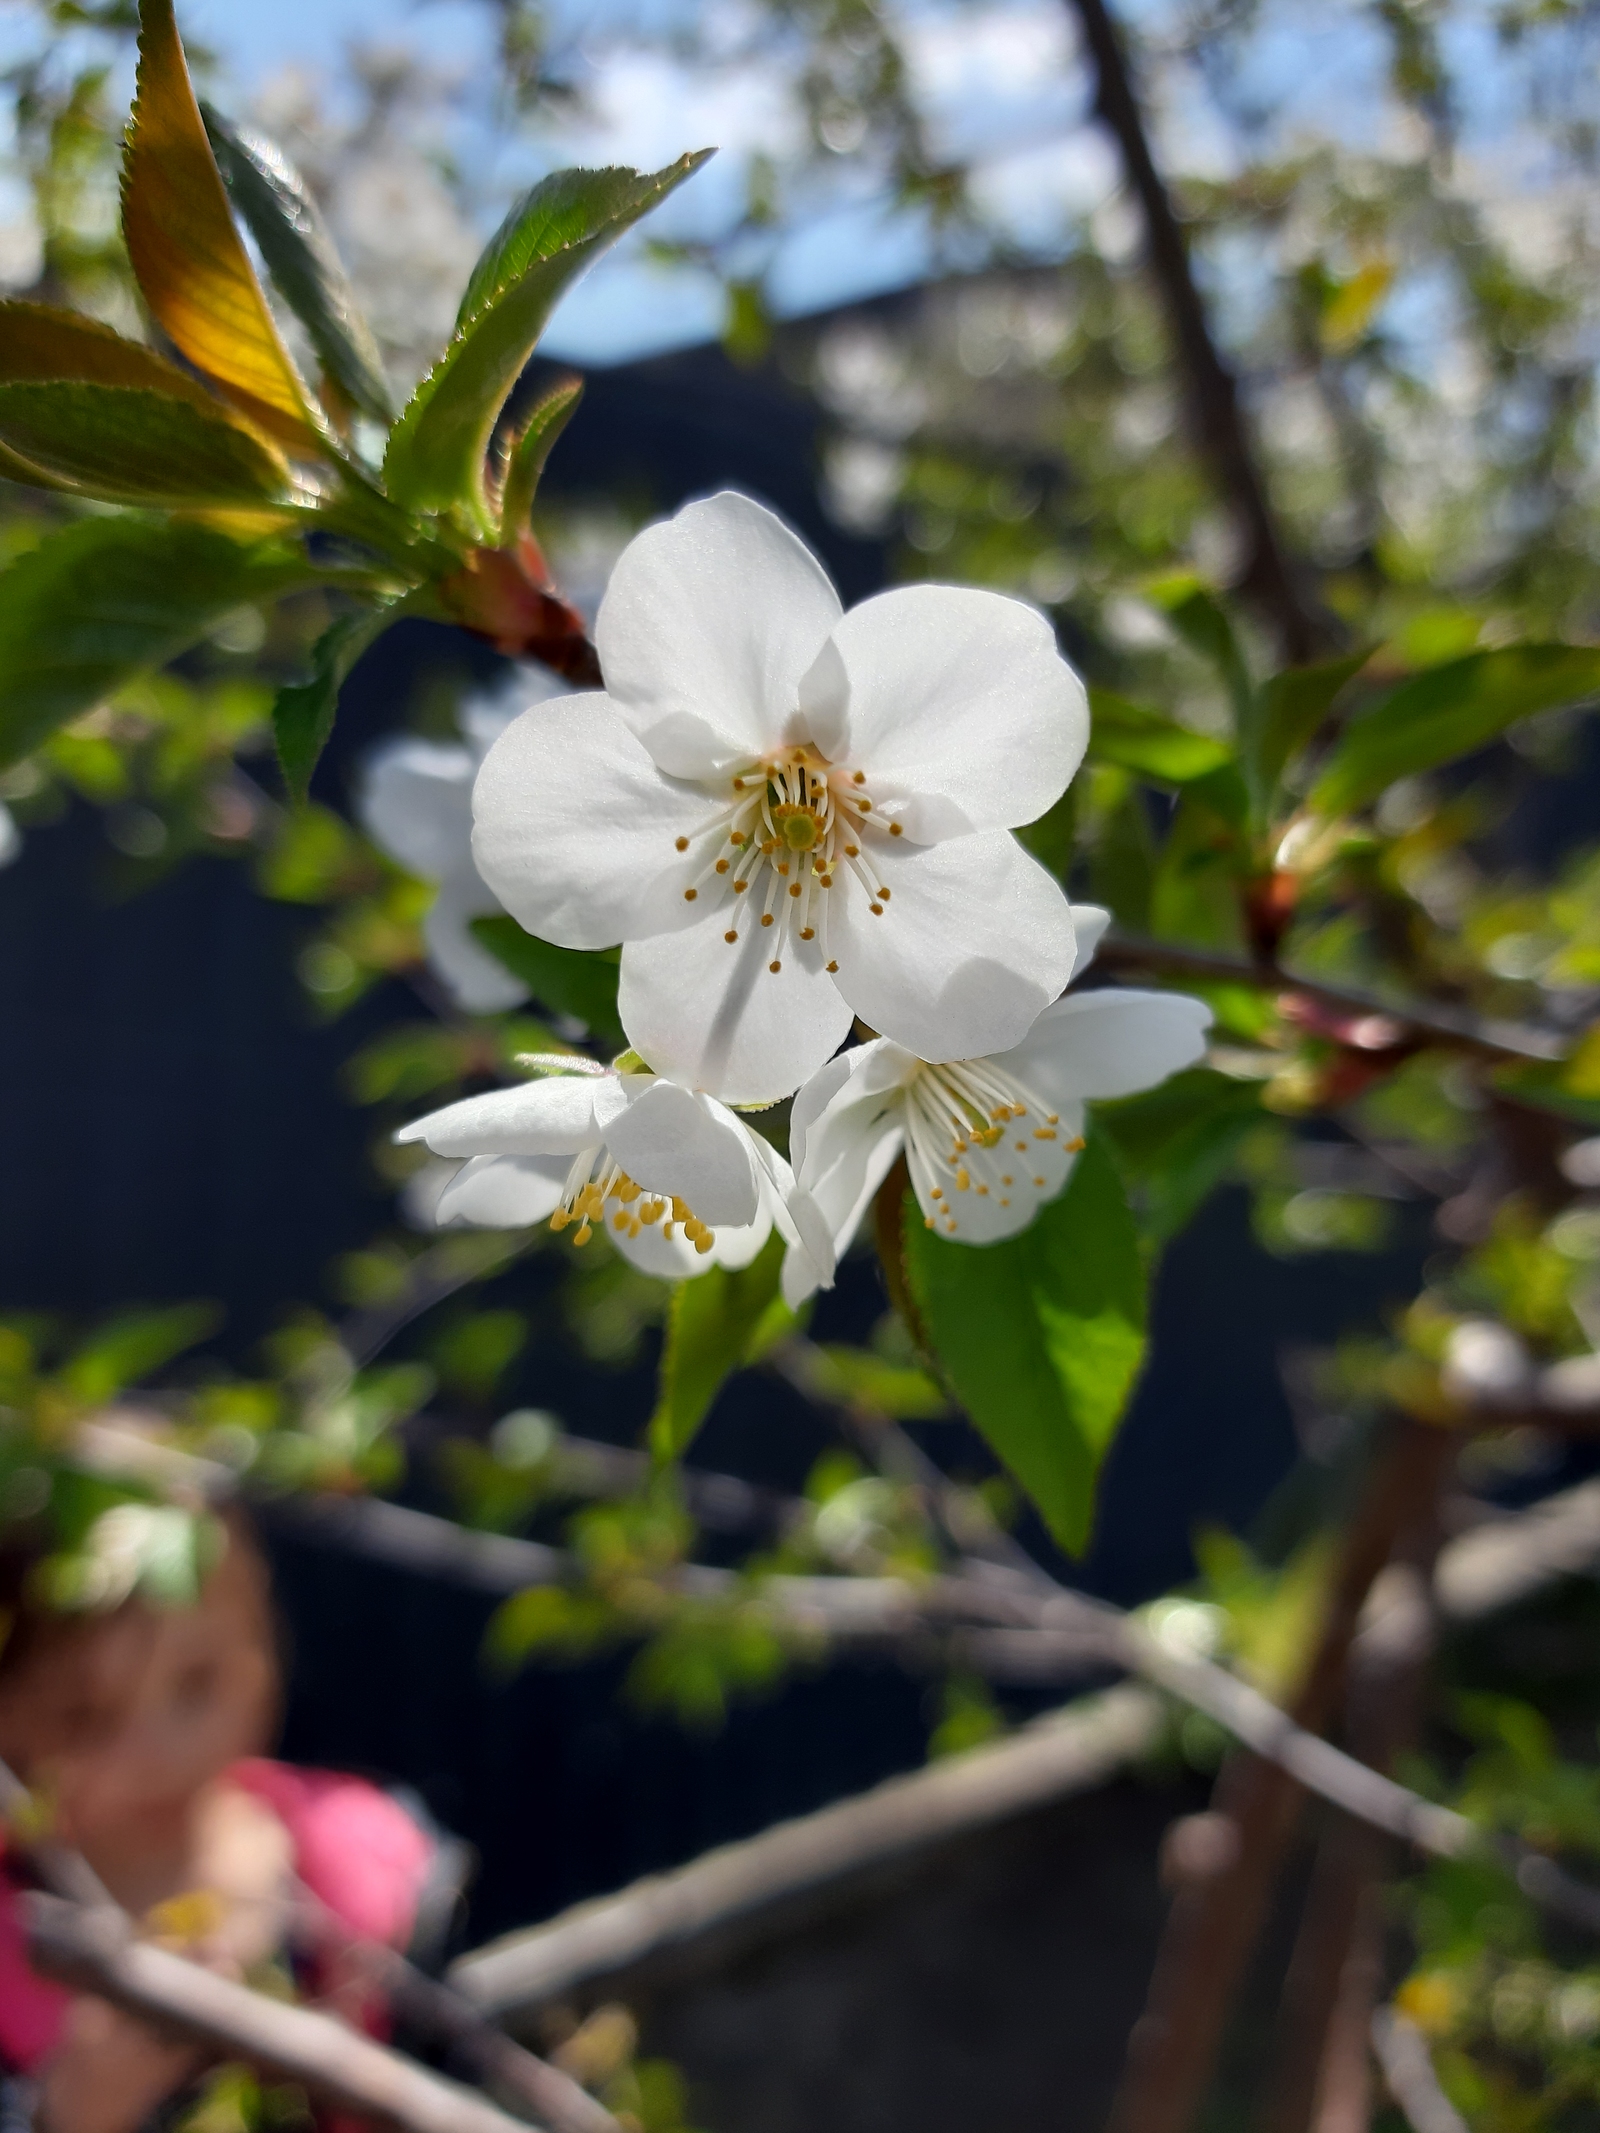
[201,104,394,426]
[384,153,711,523]
[0,516,319,768]
[0,298,225,409]
[272,607,388,804]
[1088,687,1236,786]
[0,382,290,505]
[904,1130,1146,1554]
[471,916,625,1044]
[1311,646,1600,816]
[649,1230,793,1461]
[122,0,323,451]
[498,376,582,543]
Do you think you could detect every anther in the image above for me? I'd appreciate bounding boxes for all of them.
[1035,1128,1057,1140]
[769,959,781,973]
[761,912,774,928]
[889,822,903,836]
[1034,1176,1047,1187]
[734,880,748,893]
[573,1222,592,1246]
[675,836,689,851]
[1067,1136,1086,1153]
[878,888,891,900]
[826,960,839,973]
[844,844,859,858]
[716,859,729,874]
[869,902,883,916]
[852,771,865,784]
[695,1232,714,1255]
[788,883,801,898]
[857,799,871,812]
[549,1208,570,1231]
[684,887,698,901]
[732,776,747,790]
[799,926,815,940]
[725,930,738,943]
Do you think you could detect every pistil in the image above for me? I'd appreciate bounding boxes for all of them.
[670,746,897,974]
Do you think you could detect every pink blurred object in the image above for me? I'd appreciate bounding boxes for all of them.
[0,1762,434,2080]
[231,1759,434,1948]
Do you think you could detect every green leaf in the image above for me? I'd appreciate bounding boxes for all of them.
[649,1230,793,1462]
[1015,782,1075,878]
[273,609,385,804]
[0,382,291,505]
[499,377,583,544]
[383,154,711,524]
[0,298,229,411]
[58,1301,221,1404]
[1096,1068,1262,1242]
[0,516,319,769]
[201,104,394,426]
[904,1130,1147,1554]
[471,916,625,1044]
[1253,650,1372,798]
[123,0,323,452]
[1149,580,1253,724]
[1087,687,1236,786]
[1311,645,1600,816]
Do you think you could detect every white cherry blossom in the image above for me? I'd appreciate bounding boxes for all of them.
[0,802,19,870]
[471,491,1089,1105]
[781,908,1212,1304]
[396,1057,831,1283]
[358,668,568,1014]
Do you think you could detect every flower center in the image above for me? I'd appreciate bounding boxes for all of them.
[547,1149,715,1254]
[899,1060,1086,1237]
[669,747,904,977]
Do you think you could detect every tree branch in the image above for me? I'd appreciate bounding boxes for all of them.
[1065,0,1325,659]
[1093,933,1571,1064]
[1371,2008,1469,2133]
[24,1896,538,2133]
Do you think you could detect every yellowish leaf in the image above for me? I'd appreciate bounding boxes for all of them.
[121,0,323,454]
[1319,259,1394,353]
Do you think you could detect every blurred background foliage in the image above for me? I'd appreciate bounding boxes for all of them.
[7,0,1600,2123]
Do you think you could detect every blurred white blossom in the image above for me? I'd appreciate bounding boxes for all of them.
[358,667,569,1014]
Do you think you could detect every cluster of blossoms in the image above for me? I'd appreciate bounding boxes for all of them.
[397,492,1211,1295]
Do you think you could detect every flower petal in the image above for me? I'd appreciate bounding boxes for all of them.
[618,913,854,1105]
[746,1129,834,1280]
[1067,903,1111,981]
[596,493,842,777]
[436,1154,566,1229]
[908,1103,1084,1246]
[422,867,529,1015]
[997,988,1213,1105]
[359,738,474,882]
[472,691,712,949]
[803,584,1087,838]
[830,831,1077,1063]
[604,1079,761,1227]
[789,1038,911,1284]
[395,1073,627,1157]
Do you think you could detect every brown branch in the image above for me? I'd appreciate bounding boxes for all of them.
[0,1744,619,2133]
[24,1896,537,2133]
[1103,1416,1455,2133]
[1065,0,1325,660]
[1093,932,1570,1064]
[448,1687,1164,2015]
[1261,1553,1441,2133]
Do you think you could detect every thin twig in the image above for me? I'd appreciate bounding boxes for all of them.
[24,1894,538,2133]
[1094,933,1570,1063]
[1065,0,1325,659]
[0,1749,620,2133]
[1371,2007,1469,2133]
